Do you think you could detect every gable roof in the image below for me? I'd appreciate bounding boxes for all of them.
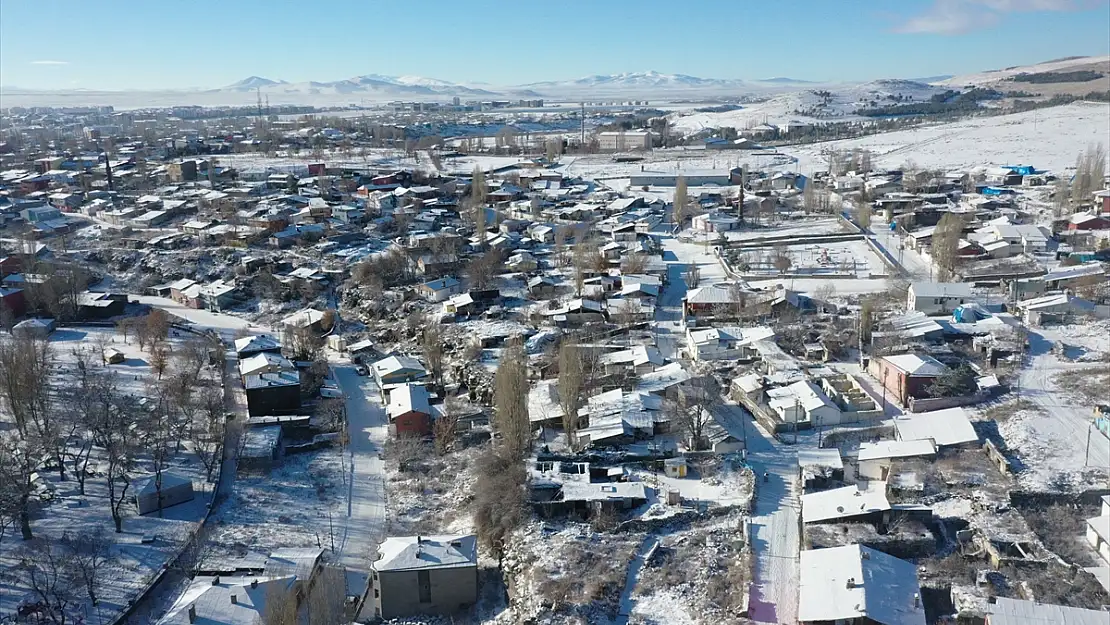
[386,383,430,418]
[799,544,926,625]
[234,334,281,355]
[882,353,947,377]
[802,483,891,523]
[986,597,1108,625]
[893,407,977,447]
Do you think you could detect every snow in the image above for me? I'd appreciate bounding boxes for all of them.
[788,102,1110,176]
[937,55,1110,87]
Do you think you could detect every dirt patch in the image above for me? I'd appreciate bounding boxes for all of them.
[1019,503,1102,568]
[981,399,1038,422]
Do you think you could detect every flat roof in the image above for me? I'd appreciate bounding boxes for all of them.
[987,597,1109,625]
[802,484,891,524]
[799,544,926,625]
[893,408,977,447]
[857,439,937,462]
[374,535,477,573]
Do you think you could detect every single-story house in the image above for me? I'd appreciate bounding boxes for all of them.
[766,379,841,426]
[799,544,926,625]
[134,472,195,515]
[906,282,975,315]
[373,355,427,390]
[985,597,1107,625]
[387,383,433,437]
[13,317,55,338]
[856,439,937,481]
[868,354,948,406]
[417,277,463,302]
[244,371,301,416]
[235,334,282,358]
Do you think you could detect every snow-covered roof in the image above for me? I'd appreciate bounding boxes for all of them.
[135,472,192,496]
[243,371,299,390]
[636,362,691,394]
[910,281,974,299]
[798,544,926,625]
[882,353,947,377]
[559,480,646,502]
[157,576,298,625]
[1041,261,1104,283]
[528,379,565,423]
[688,325,775,347]
[767,380,838,414]
[987,597,1108,625]
[386,383,430,419]
[1017,292,1096,312]
[802,484,891,523]
[280,307,327,328]
[374,535,477,573]
[238,352,294,377]
[893,408,977,447]
[234,334,281,355]
[597,345,664,368]
[372,355,425,378]
[857,439,937,462]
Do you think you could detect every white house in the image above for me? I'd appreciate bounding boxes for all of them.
[686,326,775,361]
[906,282,975,315]
[765,379,841,426]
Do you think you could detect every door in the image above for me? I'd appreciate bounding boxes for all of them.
[417,569,431,604]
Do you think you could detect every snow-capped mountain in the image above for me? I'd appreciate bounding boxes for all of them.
[519,71,751,95]
[223,76,289,91]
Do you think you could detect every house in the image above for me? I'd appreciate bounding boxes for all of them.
[691,211,740,233]
[906,282,975,315]
[238,352,295,380]
[985,597,1108,625]
[244,372,301,416]
[372,355,427,389]
[371,535,478,620]
[798,448,845,490]
[868,354,948,406]
[13,317,55,338]
[134,473,195,515]
[280,308,328,334]
[1085,496,1110,566]
[527,275,560,298]
[168,278,198,305]
[596,345,664,376]
[1015,292,1104,325]
[76,291,127,319]
[1067,211,1110,231]
[798,544,926,625]
[527,379,566,427]
[892,407,977,448]
[578,389,667,447]
[766,380,841,427]
[686,326,775,361]
[234,334,282,358]
[0,287,26,318]
[856,439,937,481]
[417,277,463,302]
[416,253,460,277]
[104,347,125,364]
[802,484,892,524]
[20,205,62,223]
[387,383,433,437]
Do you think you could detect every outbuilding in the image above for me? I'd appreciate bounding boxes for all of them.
[134,473,195,515]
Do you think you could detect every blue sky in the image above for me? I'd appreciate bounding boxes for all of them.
[1,0,1107,90]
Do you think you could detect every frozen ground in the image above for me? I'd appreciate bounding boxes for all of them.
[558,149,794,183]
[788,102,1110,176]
[991,322,1110,492]
[0,326,217,624]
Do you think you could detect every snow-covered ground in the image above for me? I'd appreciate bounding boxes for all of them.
[787,102,1110,176]
[0,326,218,624]
[991,322,1110,492]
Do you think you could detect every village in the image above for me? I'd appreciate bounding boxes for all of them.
[0,57,1109,625]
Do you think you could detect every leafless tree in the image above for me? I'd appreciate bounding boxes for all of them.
[141,387,185,517]
[0,433,39,539]
[493,338,531,459]
[150,343,171,380]
[814,282,836,306]
[90,393,141,533]
[258,579,300,625]
[3,540,82,625]
[61,529,113,606]
[622,252,648,275]
[684,263,700,288]
[423,323,444,388]
[0,334,53,439]
[1053,177,1071,218]
[190,386,226,483]
[855,197,872,231]
[665,377,720,451]
[673,175,688,227]
[283,325,324,361]
[304,565,348,625]
[115,317,134,344]
[473,447,527,564]
[433,401,459,456]
[932,212,965,282]
[557,341,585,447]
[772,247,793,275]
[172,335,211,387]
[466,249,502,290]
[143,308,171,352]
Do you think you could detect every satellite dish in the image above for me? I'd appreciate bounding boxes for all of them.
[837,506,844,513]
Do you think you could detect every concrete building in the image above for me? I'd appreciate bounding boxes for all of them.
[906,282,975,315]
[868,353,948,406]
[598,130,653,152]
[372,535,478,619]
[798,544,926,625]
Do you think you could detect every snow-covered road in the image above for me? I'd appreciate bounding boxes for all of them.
[136,295,268,340]
[332,366,389,570]
[745,420,800,625]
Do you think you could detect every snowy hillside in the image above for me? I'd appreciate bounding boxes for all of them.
[937,55,1110,86]
[670,79,943,134]
[787,102,1110,176]
[223,76,288,91]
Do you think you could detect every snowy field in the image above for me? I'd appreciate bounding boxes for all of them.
[558,149,793,183]
[0,326,218,624]
[787,102,1110,176]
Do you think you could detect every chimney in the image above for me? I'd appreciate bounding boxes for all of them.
[846,577,856,589]
[861,551,870,560]
[914,593,920,609]
[231,594,238,605]
[416,535,422,544]
[251,579,258,589]
[212,576,220,585]
[188,604,197,624]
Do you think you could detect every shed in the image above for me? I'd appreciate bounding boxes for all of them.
[134,473,195,515]
[663,457,688,478]
[13,317,55,338]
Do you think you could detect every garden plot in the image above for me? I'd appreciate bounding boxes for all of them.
[0,325,220,624]
[731,239,887,279]
[206,447,346,556]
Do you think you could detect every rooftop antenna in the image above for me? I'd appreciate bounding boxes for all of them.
[265,95,270,117]
[256,87,263,121]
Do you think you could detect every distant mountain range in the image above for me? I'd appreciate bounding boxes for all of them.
[214,70,825,101]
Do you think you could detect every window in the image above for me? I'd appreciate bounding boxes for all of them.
[417,569,431,603]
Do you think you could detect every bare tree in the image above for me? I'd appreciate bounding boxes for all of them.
[814,282,836,306]
[932,212,964,282]
[623,252,648,275]
[61,529,113,606]
[91,394,141,533]
[684,263,701,288]
[304,565,348,625]
[466,249,502,290]
[0,433,39,539]
[150,343,171,380]
[423,323,444,388]
[493,338,531,459]
[855,197,872,231]
[673,175,689,227]
[189,386,226,483]
[3,540,82,625]
[572,237,590,296]
[473,447,527,564]
[557,341,585,447]
[1053,176,1071,219]
[173,335,211,387]
[772,247,793,275]
[144,308,170,352]
[432,400,459,456]
[259,579,300,625]
[0,334,53,439]
[665,377,720,451]
[141,388,185,517]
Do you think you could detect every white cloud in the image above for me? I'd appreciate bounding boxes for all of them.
[896,0,1081,34]
[30,60,69,65]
